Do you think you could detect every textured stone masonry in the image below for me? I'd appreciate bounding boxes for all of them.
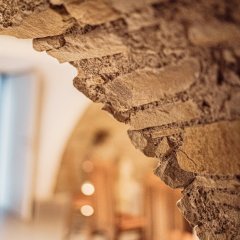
[1,0,240,239]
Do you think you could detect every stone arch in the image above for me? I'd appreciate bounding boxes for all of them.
[1,1,240,239]
[55,103,192,239]
[55,103,155,194]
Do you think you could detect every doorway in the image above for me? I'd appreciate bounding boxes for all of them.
[0,72,39,220]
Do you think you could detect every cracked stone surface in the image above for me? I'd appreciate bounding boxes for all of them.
[1,0,240,239]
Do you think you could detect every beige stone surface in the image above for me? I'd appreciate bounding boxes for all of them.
[105,59,199,110]
[177,120,240,175]
[50,0,64,4]
[64,0,119,25]
[179,176,240,240]
[128,131,148,151]
[110,0,160,13]
[110,0,147,13]
[189,22,240,47]
[150,128,182,139]
[45,31,128,63]
[154,155,195,189]
[155,138,170,158]
[129,100,201,130]
[0,8,74,39]
[0,0,48,30]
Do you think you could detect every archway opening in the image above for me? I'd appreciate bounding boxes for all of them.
[56,104,194,240]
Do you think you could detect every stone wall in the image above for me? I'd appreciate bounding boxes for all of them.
[1,0,240,239]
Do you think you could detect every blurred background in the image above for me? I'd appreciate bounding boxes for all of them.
[0,36,197,240]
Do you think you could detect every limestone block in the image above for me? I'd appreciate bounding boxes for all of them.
[111,0,146,13]
[0,8,74,39]
[150,128,182,139]
[155,137,170,158]
[111,0,160,13]
[105,59,200,111]
[129,100,202,130]
[125,7,158,31]
[154,155,195,188]
[178,176,240,240]
[128,130,156,158]
[189,22,240,47]
[64,0,120,25]
[0,0,48,29]
[44,30,127,63]
[128,131,147,151]
[33,36,66,52]
[177,120,240,175]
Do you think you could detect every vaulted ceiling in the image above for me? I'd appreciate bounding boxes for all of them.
[1,1,240,239]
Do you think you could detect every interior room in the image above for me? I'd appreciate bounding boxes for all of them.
[0,36,196,240]
[0,1,239,240]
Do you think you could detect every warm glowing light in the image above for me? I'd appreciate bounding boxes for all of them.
[80,205,94,217]
[81,181,95,196]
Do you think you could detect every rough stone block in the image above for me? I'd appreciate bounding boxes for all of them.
[189,22,240,47]
[0,0,48,30]
[0,8,74,38]
[110,0,161,13]
[178,176,240,240]
[45,30,127,63]
[150,128,182,139]
[64,0,119,25]
[177,120,240,175]
[155,137,170,158]
[105,59,199,110]
[128,130,148,151]
[154,155,195,188]
[129,100,201,130]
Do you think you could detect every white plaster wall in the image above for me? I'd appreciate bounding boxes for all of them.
[0,36,90,201]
